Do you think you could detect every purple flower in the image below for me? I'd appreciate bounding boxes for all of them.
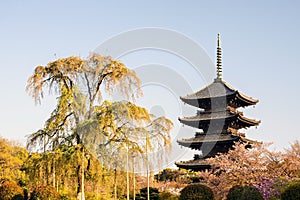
[253,177,280,200]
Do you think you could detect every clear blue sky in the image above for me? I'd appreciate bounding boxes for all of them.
[1,1,299,168]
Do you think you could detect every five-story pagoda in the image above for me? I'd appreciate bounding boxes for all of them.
[175,34,260,171]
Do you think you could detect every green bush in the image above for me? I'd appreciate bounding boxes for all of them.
[29,185,60,200]
[179,184,214,200]
[0,181,24,200]
[159,191,179,200]
[226,185,263,200]
[281,183,300,200]
[59,194,70,200]
[136,187,160,200]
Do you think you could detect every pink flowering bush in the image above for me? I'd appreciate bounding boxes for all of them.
[196,141,300,200]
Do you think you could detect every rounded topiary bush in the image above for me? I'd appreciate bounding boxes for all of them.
[0,181,24,200]
[226,185,263,200]
[179,184,214,200]
[136,187,160,200]
[29,185,60,200]
[281,183,300,200]
[159,191,178,200]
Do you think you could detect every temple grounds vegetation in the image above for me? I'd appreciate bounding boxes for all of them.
[1,137,300,199]
[0,53,299,199]
[226,185,263,200]
[179,184,214,200]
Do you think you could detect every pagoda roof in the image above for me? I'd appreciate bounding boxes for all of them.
[180,79,258,108]
[179,110,260,129]
[175,159,211,171]
[177,134,240,147]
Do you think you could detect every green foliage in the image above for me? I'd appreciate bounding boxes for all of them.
[155,168,180,182]
[159,191,179,200]
[281,183,300,200]
[0,181,24,200]
[226,185,263,200]
[25,53,173,199]
[226,185,243,200]
[59,194,70,200]
[179,184,214,200]
[26,53,142,152]
[136,187,161,200]
[0,137,28,183]
[29,185,61,200]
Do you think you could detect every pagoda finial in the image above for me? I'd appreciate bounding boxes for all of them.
[216,33,223,80]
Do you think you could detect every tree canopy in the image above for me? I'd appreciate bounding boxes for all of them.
[26,53,142,151]
[25,53,173,199]
[0,137,28,183]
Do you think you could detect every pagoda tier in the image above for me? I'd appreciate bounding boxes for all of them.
[175,135,258,170]
[179,109,260,131]
[177,134,240,151]
[180,79,259,110]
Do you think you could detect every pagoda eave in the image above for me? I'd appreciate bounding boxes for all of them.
[180,94,235,109]
[237,115,261,127]
[236,91,259,106]
[179,113,260,129]
[175,160,211,171]
[181,91,258,109]
[177,137,240,151]
[178,115,236,130]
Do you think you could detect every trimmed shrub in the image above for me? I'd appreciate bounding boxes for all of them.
[29,185,60,200]
[136,187,160,200]
[281,183,300,200]
[226,185,244,200]
[0,181,24,200]
[159,191,179,200]
[226,185,263,200]
[179,184,214,200]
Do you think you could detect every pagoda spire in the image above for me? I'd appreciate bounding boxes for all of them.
[216,33,223,80]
